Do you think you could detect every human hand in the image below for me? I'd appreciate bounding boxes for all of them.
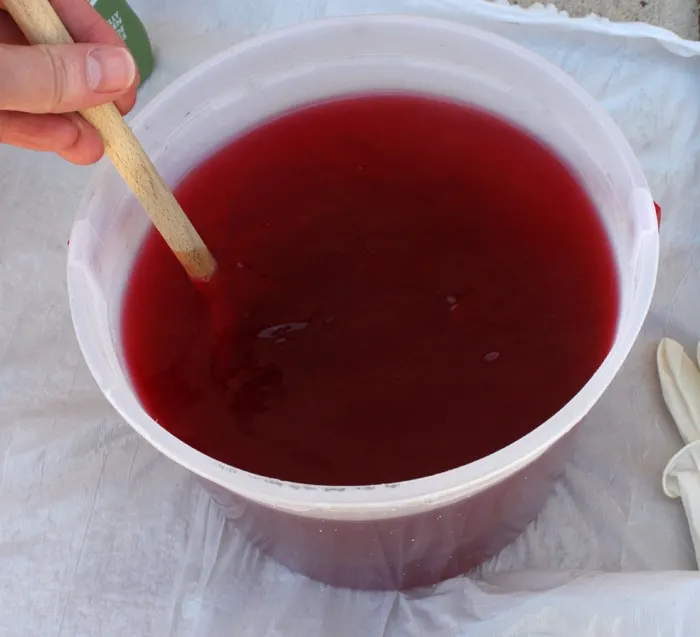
[0,0,139,164]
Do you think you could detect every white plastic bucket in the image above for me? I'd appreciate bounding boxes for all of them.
[67,15,659,589]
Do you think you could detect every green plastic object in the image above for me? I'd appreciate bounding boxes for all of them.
[91,0,155,86]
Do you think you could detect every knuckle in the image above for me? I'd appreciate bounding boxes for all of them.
[40,45,70,112]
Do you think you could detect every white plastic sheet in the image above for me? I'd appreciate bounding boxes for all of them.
[1,1,700,634]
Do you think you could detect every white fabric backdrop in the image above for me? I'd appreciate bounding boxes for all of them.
[1,1,700,634]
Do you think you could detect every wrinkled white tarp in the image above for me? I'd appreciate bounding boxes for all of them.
[2,1,700,635]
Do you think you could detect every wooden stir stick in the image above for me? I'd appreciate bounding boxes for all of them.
[4,0,218,282]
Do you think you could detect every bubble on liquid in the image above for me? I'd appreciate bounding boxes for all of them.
[257,322,308,339]
[484,351,500,362]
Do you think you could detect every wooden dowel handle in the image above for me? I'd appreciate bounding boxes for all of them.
[5,0,217,281]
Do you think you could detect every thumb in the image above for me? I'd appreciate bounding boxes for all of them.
[0,42,136,114]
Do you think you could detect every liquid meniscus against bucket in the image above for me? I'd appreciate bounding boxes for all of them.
[121,94,619,486]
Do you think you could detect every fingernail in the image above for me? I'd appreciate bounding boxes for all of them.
[87,47,136,93]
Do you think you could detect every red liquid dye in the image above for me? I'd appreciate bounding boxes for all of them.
[122,94,619,486]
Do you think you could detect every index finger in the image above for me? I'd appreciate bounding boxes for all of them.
[2,0,138,114]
